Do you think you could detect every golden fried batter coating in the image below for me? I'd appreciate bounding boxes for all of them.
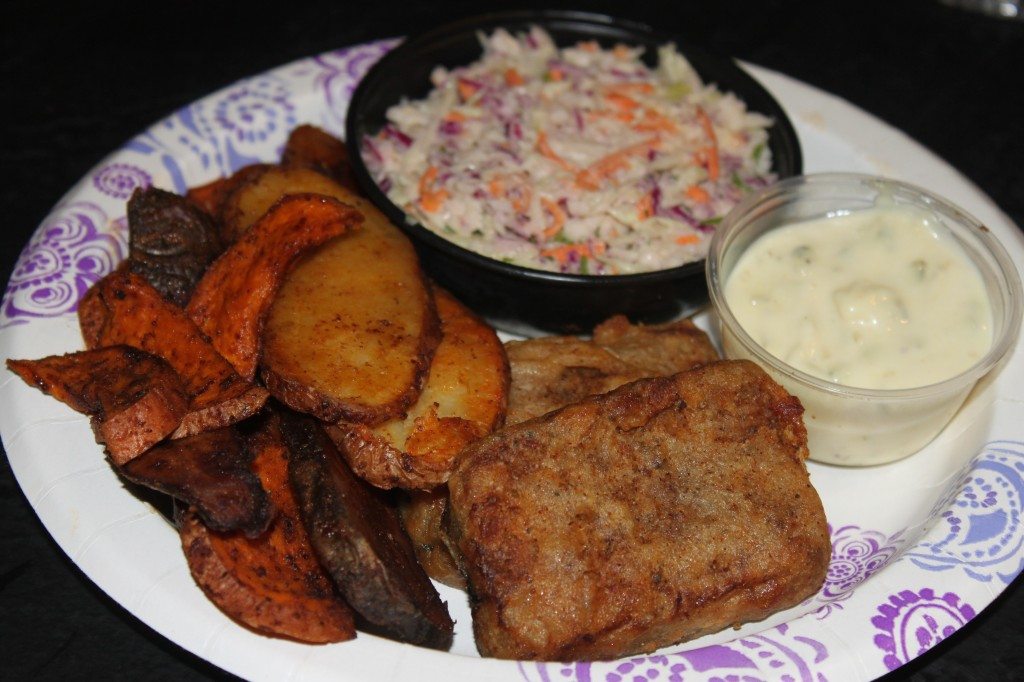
[448,360,828,661]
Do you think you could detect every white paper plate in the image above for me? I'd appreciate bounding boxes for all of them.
[1,39,1022,682]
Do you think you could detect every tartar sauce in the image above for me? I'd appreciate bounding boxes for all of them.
[724,206,993,389]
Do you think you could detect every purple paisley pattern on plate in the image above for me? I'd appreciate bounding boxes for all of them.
[806,524,903,619]
[1,203,125,328]
[314,40,398,131]
[518,624,829,682]
[871,588,975,671]
[92,162,152,199]
[125,75,298,193]
[901,441,1024,583]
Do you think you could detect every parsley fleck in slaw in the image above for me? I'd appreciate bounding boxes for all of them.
[363,27,776,275]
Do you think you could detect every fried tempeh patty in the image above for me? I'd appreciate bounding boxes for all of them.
[447,360,828,661]
[505,315,719,425]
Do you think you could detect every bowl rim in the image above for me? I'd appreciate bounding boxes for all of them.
[706,171,1024,400]
[344,9,802,286]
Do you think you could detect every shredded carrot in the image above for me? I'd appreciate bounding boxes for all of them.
[536,131,578,174]
[457,79,479,102]
[686,185,711,203]
[634,108,678,133]
[696,107,720,181]
[579,40,599,52]
[418,166,449,213]
[547,67,565,81]
[637,192,655,220]
[541,197,567,237]
[487,177,505,197]
[591,240,608,255]
[508,184,532,213]
[605,92,641,112]
[575,136,661,189]
[443,110,466,123]
[505,68,525,86]
[606,82,655,96]
[587,109,635,123]
[675,234,702,246]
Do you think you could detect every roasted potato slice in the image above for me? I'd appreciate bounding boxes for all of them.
[186,163,270,226]
[185,193,363,382]
[329,287,508,489]
[281,124,357,190]
[126,186,223,306]
[6,345,188,465]
[125,427,273,537]
[220,165,356,243]
[280,410,454,650]
[178,416,355,642]
[262,191,440,426]
[79,269,268,437]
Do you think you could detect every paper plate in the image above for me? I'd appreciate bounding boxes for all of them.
[1,38,1022,682]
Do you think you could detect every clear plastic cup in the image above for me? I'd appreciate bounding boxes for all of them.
[707,173,1022,465]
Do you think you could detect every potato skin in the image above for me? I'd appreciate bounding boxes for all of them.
[126,427,273,537]
[126,186,223,306]
[281,124,358,190]
[280,410,454,650]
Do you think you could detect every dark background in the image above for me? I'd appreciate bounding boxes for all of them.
[2,0,1022,679]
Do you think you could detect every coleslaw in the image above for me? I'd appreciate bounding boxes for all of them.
[363,27,776,275]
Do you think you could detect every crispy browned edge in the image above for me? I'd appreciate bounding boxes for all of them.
[178,509,356,643]
[325,287,509,490]
[280,410,454,650]
[6,346,189,465]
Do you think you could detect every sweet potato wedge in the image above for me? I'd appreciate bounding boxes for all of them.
[262,188,440,426]
[219,165,354,244]
[177,417,356,642]
[124,427,273,536]
[280,410,453,649]
[78,269,268,436]
[185,193,363,382]
[6,345,188,465]
[329,287,508,489]
[126,186,223,306]
[186,163,271,227]
[281,125,358,190]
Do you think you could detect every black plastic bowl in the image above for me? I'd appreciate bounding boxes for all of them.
[346,10,802,335]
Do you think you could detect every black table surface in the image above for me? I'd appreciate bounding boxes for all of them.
[2,0,1022,679]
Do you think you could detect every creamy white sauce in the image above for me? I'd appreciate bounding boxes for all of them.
[724,206,993,389]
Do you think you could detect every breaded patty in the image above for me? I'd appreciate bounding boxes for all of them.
[447,360,829,661]
[505,316,719,425]
[505,336,645,425]
[593,314,720,376]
